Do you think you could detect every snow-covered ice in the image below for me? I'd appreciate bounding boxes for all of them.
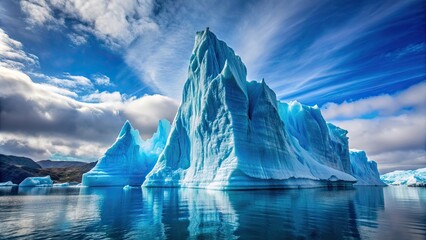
[381,168,426,187]
[82,119,170,187]
[19,176,53,187]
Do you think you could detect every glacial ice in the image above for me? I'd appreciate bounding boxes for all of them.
[0,181,17,186]
[278,102,352,174]
[143,28,358,190]
[123,185,140,190]
[19,176,53,187]
[349,150,386,186]
[381,168,426,187]
[82,119,170,187]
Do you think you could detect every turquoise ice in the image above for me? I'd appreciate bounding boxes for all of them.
[144,29,359,189]
[82,119,170,186]
[349,150,385,186]
[381,168,426,187]
[19,176,53,187]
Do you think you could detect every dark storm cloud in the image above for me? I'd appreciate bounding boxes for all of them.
[0,67,178,161]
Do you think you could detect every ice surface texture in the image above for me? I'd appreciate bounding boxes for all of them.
[82,119,171,186]
[19,176,53,187]
[144,29,359,190]
[0,181,17,186]
[381,168,426,187]
[349,150,386,186]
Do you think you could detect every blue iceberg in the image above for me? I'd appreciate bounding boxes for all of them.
[143,29,358,190]
[0,181,17,187]
[19,176,53,187]
[82,119,171,187]
[381,168,426,187]
[349,150,386,186]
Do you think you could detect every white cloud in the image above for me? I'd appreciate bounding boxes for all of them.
[19,0,57,26]
[322,82,426,173]
[0,28,38,69]
[367,150,426,174]
[68,33,87,45]
[82,90,122,103]
[334,113,426,156]
[0,28,179,161]
[0,66,179,161]
[38,83,78,98]
[93,74,112,86]
[20,0,158,49]
[322,82,426,120]
[30,72,94,90]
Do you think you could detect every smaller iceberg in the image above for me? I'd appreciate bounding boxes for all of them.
[381,168,426,187]
[82,119,171,187]
[0,181,17,187]
[19,176,53,187]
[123,185,140,190]
[350,150,386,186]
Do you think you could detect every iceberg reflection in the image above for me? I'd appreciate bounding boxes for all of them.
[4,186,426,239]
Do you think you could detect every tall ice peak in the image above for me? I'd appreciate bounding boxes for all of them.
[190,28,247,83]
[118,120,133,137]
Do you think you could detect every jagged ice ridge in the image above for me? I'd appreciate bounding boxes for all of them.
[143,29,383,189]
[82,119,171,186]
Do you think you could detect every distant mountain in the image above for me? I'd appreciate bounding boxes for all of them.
[38,160,87,169]
[0,154,41,169]
[44,162,97,183]
[0,153,96,184]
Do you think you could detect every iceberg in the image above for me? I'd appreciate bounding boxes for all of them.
[381,168,426,187]
[144,28,357,190]
[349,150,386,186]
[0,181,17,187]
[82,119,171,187]
[123,185,140,190]
[19,176,53,187]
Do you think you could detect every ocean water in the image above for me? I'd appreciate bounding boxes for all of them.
[0,186,425,239]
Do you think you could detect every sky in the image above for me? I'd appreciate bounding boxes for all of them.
[0,0,424,173]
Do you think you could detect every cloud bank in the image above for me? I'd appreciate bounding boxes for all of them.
[322,82,426,173]
[0,27,178,162]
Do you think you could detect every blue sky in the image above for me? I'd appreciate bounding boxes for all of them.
[0,0,424,172]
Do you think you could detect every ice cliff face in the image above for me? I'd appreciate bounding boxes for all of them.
[381,168,426,187]
[278,102,351,174]
[144,28,357,189]
[349,150,386,186]
[82,119,170,186]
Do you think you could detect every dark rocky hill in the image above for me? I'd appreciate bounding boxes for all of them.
[37,160,87,168]
[0,154,96,184]
[0,154,41,169]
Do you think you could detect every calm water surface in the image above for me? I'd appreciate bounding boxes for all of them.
[0,186,425,239]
